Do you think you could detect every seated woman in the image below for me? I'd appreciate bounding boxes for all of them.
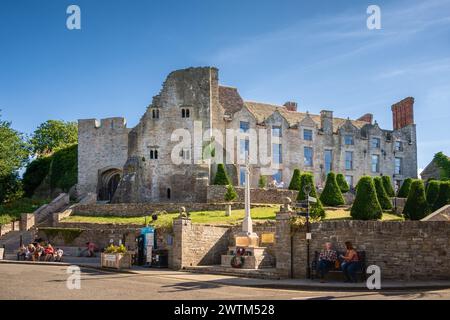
[317,242,337,282]
[26,244,35,261]
[340,241,360,283]
[54,248,64,262]
[17,245,27,260]
[44,244,55,261]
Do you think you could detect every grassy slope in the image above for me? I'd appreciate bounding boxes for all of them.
[62,207,403,227]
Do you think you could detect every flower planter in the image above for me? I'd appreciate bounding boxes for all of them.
[101,253,132,270]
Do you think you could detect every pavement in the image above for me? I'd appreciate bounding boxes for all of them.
[1,257,449,292]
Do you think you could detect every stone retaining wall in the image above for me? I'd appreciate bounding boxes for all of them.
[276,217,450,280]
[207,185,298,204]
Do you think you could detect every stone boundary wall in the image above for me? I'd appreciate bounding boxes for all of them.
[276,219,450,280]
[73,202,275,217]
[0,220,20,236]
[207,185,298,204]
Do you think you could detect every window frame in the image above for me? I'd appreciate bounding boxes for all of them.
[345,151,353,170]
[371,154,380,173]
[303,129,313,141]
[304,146,313,167]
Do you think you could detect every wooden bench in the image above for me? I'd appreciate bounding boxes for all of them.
[311,250,367,281]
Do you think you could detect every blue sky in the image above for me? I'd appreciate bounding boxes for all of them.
[1,0,450,172]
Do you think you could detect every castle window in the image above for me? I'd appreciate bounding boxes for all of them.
[371,155,380,173]
[371,137,381,149]
[181,108,190,118]
[272,126,282,138]
[324,150,333,174]
[345,151,353,170]
[395,157,403,175]
[167,188,171,200]
[395,141,403,152]
[345,175,354,188]
[303,129,313,141]
[152,109,160,119]
[304,147,313,167]
[240,121,249,133]
[272,143,282,164]
[240,138,249,161]
[150,149,158,160]
[344,135,354,145]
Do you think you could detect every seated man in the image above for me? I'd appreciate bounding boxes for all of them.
[317,242,337,282]
[17,245,27,261]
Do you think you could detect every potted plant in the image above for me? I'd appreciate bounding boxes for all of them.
[101,244,132,270]
[224,184,238,217]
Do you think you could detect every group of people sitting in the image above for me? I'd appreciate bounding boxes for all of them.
[17,242,63,262]
[317,241,361,283]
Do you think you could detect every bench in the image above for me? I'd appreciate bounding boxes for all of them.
[311,250,367,281]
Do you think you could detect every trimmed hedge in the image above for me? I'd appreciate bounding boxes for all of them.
[374,177,393,210]
[351,176,382,220]
[296,173,325,219]
[288,169,302,191]
[426,180,441,206]
[397,178,413,198]
[382,176,395,197]
[336,173,350,193]
[403,180,430,220]
[432,181,450,212]
[320,172,345,206]
[213,164,231,185]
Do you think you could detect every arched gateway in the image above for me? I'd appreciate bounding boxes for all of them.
[98,167,122,202]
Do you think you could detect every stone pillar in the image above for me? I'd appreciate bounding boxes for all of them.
[274,198,293,278]
[172,217,192,270]
[20,213,35,231]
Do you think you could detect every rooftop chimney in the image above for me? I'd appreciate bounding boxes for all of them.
[283,101,297,112]
[391,97,414,130]
[357,113,373,124]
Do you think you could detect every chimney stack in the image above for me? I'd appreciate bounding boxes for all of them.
[357,113,373,124]
[391,97,414,130]
[320,110,334,134]
[283,101,297,112]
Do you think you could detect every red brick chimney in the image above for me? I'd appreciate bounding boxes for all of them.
[283,101,297,112]
[391,97,414,130]
[357,113,373,124]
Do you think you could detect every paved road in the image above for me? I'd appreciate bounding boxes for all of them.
[1,264,449,300]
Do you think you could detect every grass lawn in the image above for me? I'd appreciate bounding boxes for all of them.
[62,206,404,227]
[0,198,48,225]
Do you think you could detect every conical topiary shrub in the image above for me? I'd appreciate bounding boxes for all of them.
[397,178,413,198]
[224,184,238,216]
[432,181,450,212]
[403,180,430,220]
[320,172,345,206]
[351,176,382,220]
[382,176,395,197]
[426,180,441,206]
[374,177,393,210]
[213,164,231,185]
[296,172,325,219]
[336,173,350,194]
[288,169,302,191]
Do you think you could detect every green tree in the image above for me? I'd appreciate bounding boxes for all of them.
[258,175,267,188]
[374,177,393,210]
[320,172,345,206]
[336,173,350,193]
[351,176,382,220]
[0,172,23,203]
[22,156,52,197]
[224,184,238,202]
[426,180,441,206]
[382,176,395,197]
[49,145,78,191]
[432,181,450,212]
[296,173,325,219]
[397,178,413,198]
[213,164,231,185]
[433,152,450,180]
[403,180,430,220]
[30,120,77,156]
[288,169,302,191]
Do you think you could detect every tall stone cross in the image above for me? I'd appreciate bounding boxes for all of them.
[242,155,253,235]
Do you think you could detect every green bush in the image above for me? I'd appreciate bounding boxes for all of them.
[0,172,23,204]
[336,173,350,193]
[40,227,84,245]
[213,164,231,185]
[296,173,325,219]
[382,176,395,197]
[224,184,238,202]
[320,172,345,206]
[432,181,450,212]
[403,180,430,220]
[288,169,302,191]
[374,177,393,210]
[22,156,52,197]
[50,144,78,191]
[397,178,413,198]
[426,180,441,206]
[258,175,267,188]
[351,176,382,220]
